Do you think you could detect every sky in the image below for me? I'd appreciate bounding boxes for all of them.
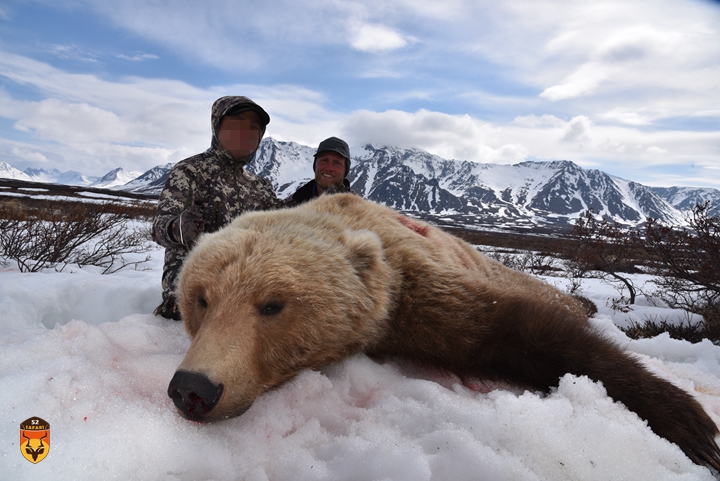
[0,0,719,188]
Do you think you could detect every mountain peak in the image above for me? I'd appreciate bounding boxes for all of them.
[0,162,32,181]
[93,167,143,189]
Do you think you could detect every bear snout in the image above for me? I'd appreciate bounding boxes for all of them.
[168,370,224,421]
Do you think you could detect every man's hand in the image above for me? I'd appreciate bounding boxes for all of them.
[171,208,204,247]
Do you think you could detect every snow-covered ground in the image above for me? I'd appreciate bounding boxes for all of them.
[2,235,720,480]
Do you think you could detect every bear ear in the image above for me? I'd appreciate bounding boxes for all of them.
[340,229,384,275]
[341,229,393,319]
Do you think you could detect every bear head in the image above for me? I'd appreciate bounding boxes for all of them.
[169,208,396,421]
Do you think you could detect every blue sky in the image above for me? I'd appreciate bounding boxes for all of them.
[1,0,719,188]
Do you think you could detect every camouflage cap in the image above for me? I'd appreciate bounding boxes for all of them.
[212,96,270,126]
[210,96,270,163]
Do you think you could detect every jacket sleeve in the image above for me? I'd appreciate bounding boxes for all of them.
[152,162,198,249]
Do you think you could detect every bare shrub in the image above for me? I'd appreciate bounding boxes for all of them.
[595,201,720,344]
[621,313,720,345]
[570,209,643,305]
[607,295,634,314]
[640,202,720,331]
[485,249,527,271]
[560,258,586,296]
[484,249,558,275]
[524,251,558,275]
[0,200,154,274]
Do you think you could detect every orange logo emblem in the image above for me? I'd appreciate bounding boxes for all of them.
[20,417,50,464]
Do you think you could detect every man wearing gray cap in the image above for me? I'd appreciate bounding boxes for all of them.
[287,137,354,205]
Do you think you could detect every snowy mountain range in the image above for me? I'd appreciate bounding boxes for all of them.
[0,161,141,190]
[2,139,719,230]
[247,139,720,229]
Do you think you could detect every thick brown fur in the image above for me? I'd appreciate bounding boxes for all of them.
[174,193,720,470]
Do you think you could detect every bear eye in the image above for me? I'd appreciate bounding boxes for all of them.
[197,296,208,309]
[259,301,284,316]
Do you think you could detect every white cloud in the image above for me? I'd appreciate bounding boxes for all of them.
[14,99,126,143]
[117,52,160,62]
[349,23,410,52]
[599,108,658,126]
[11,146,49,164]
[511,114,565,128]
[561,116,593,143]
[71,1,267,70]
[47,44,99,63]
[540,63,608,101]
[0,49,212,173]
[341,109,527,164]
[540,24,693,102]
[0,49,209,111]
[358,68,407,79]
[647,146,668,155]
[0,87,25,118]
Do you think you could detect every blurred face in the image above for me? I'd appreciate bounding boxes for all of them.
[217,110,262,159]
[314,151,346,192]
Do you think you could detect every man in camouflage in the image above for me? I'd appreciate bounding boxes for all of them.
[152,96,282,320]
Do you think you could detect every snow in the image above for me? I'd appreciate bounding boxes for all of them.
[0,191,152,206]
[363,163,378,195]
[2,236,720,480]
[15,187,50,193]
[77,191,140,201]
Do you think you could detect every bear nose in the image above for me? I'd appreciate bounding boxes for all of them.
[167,370,224,421]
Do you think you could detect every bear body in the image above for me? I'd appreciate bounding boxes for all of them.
[169,193,720,470]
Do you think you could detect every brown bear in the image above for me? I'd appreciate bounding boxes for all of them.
[168,193,720,470]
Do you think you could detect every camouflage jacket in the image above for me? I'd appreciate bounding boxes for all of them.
[152,96,282,251]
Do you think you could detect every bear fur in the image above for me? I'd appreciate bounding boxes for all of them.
[169,193,720,470]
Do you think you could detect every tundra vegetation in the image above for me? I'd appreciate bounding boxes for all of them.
[0,197,156,274]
